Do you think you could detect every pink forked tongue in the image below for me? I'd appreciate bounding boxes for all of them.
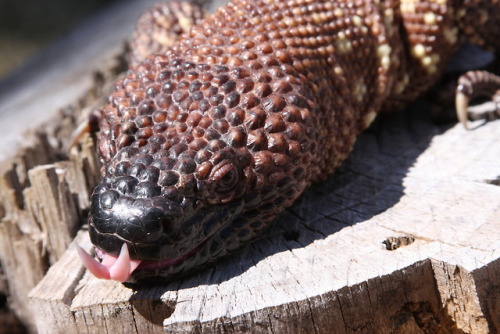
[77,244,142,282]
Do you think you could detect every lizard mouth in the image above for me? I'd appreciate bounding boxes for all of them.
[77,241,206,282]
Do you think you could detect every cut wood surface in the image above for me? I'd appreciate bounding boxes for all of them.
[0,0,498,333]
[30,104,500,333]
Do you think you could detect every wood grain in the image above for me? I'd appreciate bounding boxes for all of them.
[30,102,500,333]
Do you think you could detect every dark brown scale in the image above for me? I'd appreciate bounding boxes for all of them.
[88,0,500,281]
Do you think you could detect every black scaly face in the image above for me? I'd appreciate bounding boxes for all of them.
[89,125,254,277]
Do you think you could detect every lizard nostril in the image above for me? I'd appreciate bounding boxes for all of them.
[100,190,119,209]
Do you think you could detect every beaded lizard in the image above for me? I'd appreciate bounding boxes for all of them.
[77,0,500,282]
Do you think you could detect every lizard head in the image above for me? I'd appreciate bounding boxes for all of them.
[78,34,314,282]
[80,136,257,282]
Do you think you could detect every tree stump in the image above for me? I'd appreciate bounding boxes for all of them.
[0,0,499,333]
[29,103,500,333]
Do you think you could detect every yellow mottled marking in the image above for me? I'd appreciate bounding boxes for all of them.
[400,2,415,13]
[377,44,392,69]
[250,17,261,25]
[353,79,367,102]
[443,27,458,45]
[381,56,391,69]
[394,74,410,94]
[377,44,391,57]
[394,82,406,94]
[423,12,437,25]
[311,13,322,24]
[422,56,432,66]
[412,44,426,58]
[178,15,193,32]
[384,9,394,25]
[336,39,353,53]
[479,10,490,24]
[363,111,377,128]
[352,15,363,27]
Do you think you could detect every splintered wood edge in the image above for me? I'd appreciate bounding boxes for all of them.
[0,130,102,333]
[29,114,500,333]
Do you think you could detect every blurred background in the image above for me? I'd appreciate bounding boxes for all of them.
[0,0,118,79]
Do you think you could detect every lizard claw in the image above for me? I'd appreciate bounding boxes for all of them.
[455,90,470,129]
[455,70,500,130]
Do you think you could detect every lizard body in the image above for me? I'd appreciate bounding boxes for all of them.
[77,0,500,282]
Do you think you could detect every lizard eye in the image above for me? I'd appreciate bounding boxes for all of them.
[210,160,238,192]
[203,159,240,204]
